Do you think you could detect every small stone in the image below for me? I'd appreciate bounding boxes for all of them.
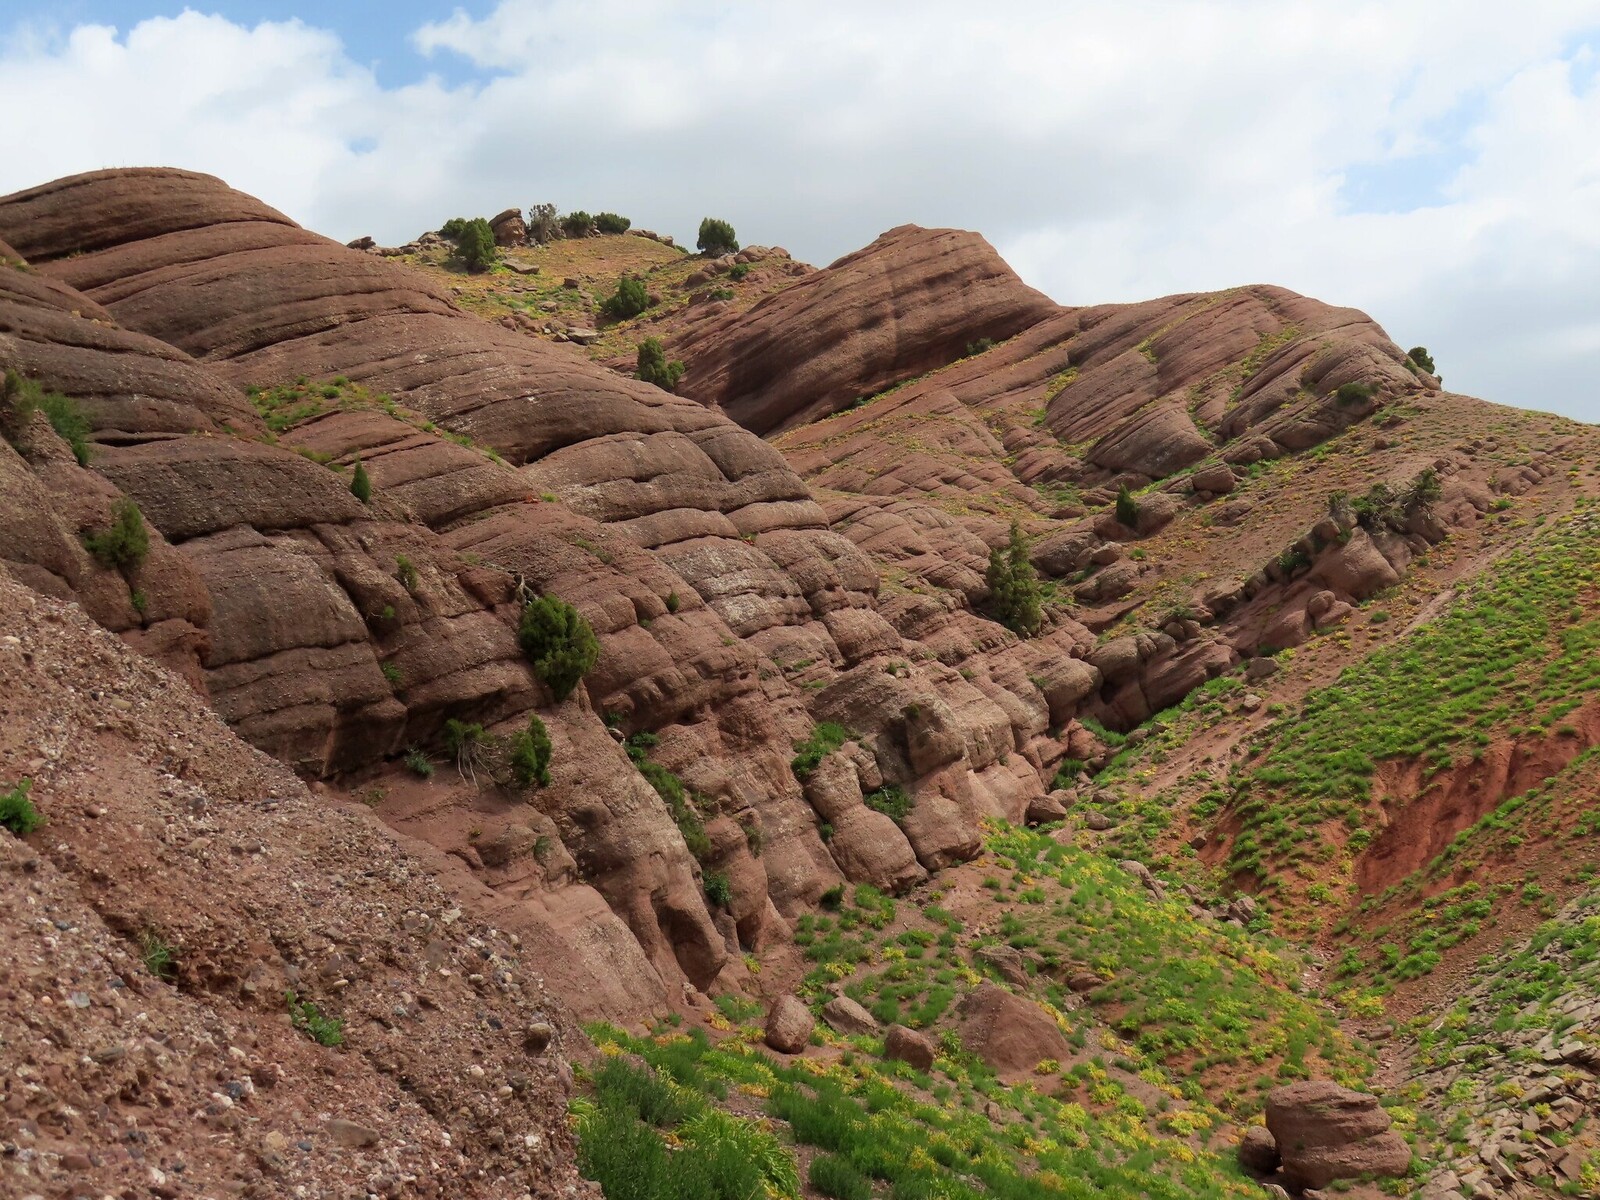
[326,1118,380,1149]
[523,1022,554,1055]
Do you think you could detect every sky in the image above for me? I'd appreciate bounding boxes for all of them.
[1,2,1598,423]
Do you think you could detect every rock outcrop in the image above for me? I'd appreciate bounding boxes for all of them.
[1264,1081,1412,1190]
[955,984,1071,1076]
[674,224,1059,434]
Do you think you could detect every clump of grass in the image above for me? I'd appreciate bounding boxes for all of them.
[0,778,43,835]
[509,715,553,788]
[139,929,177,980]
[863,784,912,823]
[287,990,343,1046]
[403,748,434,778]
[792,722,851,780]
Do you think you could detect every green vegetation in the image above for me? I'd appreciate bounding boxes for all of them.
[594,212,632,234]
[442,216,497,272]
[697,217,739,257]
[442,718,488,778]
[561,210,594,238]
[527,202,560,243]
[1115,484,1140,529]
[636,337,686,392]
[1334,381,1376,405]
[582,1015,1268,1200]
[863,784,912,823]
[139,929,177,980]
[403,748,435,778]
[1406,345,1436,376]
[791,722,851,780]
[83,499,150,571]
[964,337,996,357]
[518,595,600,701]
[704,871,734,908]
[509,715,553,788]
[287,990,344,1047]
[985,521,1042,636]
[626,731,712,861]
[573,1052,799,1200]
[601,275,650,320]
[1,370,93,466]
[350,460,372,503]
[0,779,43,836]
[394,553,419,592]
[380,660,403,685]
[1226,504,1600,885]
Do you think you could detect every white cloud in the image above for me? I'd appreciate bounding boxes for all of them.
[1,2,1598,420]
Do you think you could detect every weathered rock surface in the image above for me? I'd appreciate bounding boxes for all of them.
[955,984,1071,1076]
[883,1023,938,1071]
[763,994,815,1053]
[674,224,1058,434]
[1265,1081,1412,1190]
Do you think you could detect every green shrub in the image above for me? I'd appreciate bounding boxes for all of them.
[380,660,402,685]
[518,596,600,701]
[704,871,734,908]
[665,590,681,613]
[442,718,488,777]
[287,990,343,1046]
[864,784,912,823]
[1407,345,1436,376]
[0,779,42,836]
[350,460,372,503]
[636,337,686,392]
[792,722,851,779]
[697,217,739,257]
[510,715,553,788]
[601,275,650,320]
[83,499,150,570]
[820,884,845,909]
[1115,484,1140,529]
[1334,381,1376,405]
[527,202,560,243]
[985,521,1042,636]
[35,390,93,465]
[727,262,751,281]
[460,217,498,272]
[403,748,435,778]
[964,337,996,357]
[395,553,419,592]
[809,1154,871,1200]
[594,211,632,234]
[561,210,594,238]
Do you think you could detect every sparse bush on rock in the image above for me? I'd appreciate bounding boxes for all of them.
[518,596,599,701]
[83,499,150,570]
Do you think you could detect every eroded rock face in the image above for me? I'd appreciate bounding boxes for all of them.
[673,224,1059,434]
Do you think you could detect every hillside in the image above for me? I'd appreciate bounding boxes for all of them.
[1,173,1596,1200]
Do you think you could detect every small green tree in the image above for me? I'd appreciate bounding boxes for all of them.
[601,275,650,320]
[518,596,599,701]
[636,338,686,392]
[1407,346,1437,376]
[84,499,150,570]
[594,212,631,234]
[456,217,497,272]
[509,715,553,788]
[1114,484,1140,529]
[350,460,372,503]
[696,217,738,257]
[561,210,594,238]
[985,522,1042,637]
